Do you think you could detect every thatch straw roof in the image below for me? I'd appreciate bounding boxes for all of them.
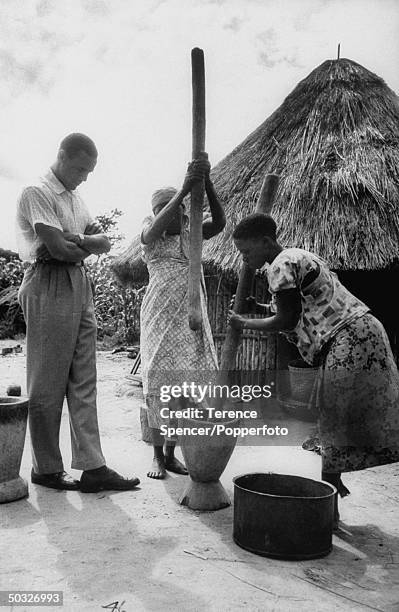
[112,58,399,285]
[112,235,148,285]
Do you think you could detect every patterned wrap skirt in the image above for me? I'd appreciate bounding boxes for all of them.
[311,313,399,472]
[140,257,218,433]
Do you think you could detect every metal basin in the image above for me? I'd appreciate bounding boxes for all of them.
[233,472,336,560]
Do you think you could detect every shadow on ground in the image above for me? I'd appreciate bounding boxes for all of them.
[160,469,399,611]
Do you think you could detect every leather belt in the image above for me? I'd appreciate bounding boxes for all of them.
[34,258,84,267]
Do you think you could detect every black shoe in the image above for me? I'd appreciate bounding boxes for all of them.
[80,466,140,493]
[31,469,80,491]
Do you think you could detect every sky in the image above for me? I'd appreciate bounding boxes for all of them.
[1,0,398,254]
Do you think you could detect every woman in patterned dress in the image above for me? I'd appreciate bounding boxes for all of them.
[140,157,225,479]
[229,213,399,527]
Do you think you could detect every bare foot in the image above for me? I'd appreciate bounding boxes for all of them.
[147,457,166,479]
[333,512,340,530]
[165,456,188,475]
[333,499,340,530]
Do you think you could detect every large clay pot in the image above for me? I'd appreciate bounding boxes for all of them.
[179,416,239,511]
[0,396,29,503]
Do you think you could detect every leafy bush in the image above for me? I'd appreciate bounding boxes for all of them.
[87,208,144,344]
[0,257,24,290]
[0,257,25,338]
[86,255,144,344]
[0,248,19,261]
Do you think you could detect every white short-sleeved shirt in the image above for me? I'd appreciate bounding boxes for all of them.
[15,169,93,262]
[266,248,369,364]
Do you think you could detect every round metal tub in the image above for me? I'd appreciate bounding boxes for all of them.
[233,473,336,560]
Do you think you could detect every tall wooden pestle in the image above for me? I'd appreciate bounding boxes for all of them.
[188,47,206,331]
[215,174,280,409]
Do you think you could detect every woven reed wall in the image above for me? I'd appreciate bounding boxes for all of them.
[204,273,289,385]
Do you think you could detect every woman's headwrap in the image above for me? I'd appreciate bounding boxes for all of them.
[151,187,178,211]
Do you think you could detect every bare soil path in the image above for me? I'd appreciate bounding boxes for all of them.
[1,339,398,611]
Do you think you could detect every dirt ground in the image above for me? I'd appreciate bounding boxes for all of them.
[1,338,399,612]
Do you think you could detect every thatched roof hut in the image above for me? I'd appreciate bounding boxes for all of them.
[113,58,399,286]
[112,58,399,371]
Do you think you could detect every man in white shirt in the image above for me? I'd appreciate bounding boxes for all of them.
[16,133,140,492]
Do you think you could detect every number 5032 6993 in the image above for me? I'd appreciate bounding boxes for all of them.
[0,591,63,606]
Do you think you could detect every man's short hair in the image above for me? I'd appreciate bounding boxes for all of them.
[233,213,277,241]
[60,133,98,159]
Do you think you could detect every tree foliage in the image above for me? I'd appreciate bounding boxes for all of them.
[0,258,25,338]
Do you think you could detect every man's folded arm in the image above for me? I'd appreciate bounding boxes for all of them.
[67,231,111,255]
[34,224,92,262]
